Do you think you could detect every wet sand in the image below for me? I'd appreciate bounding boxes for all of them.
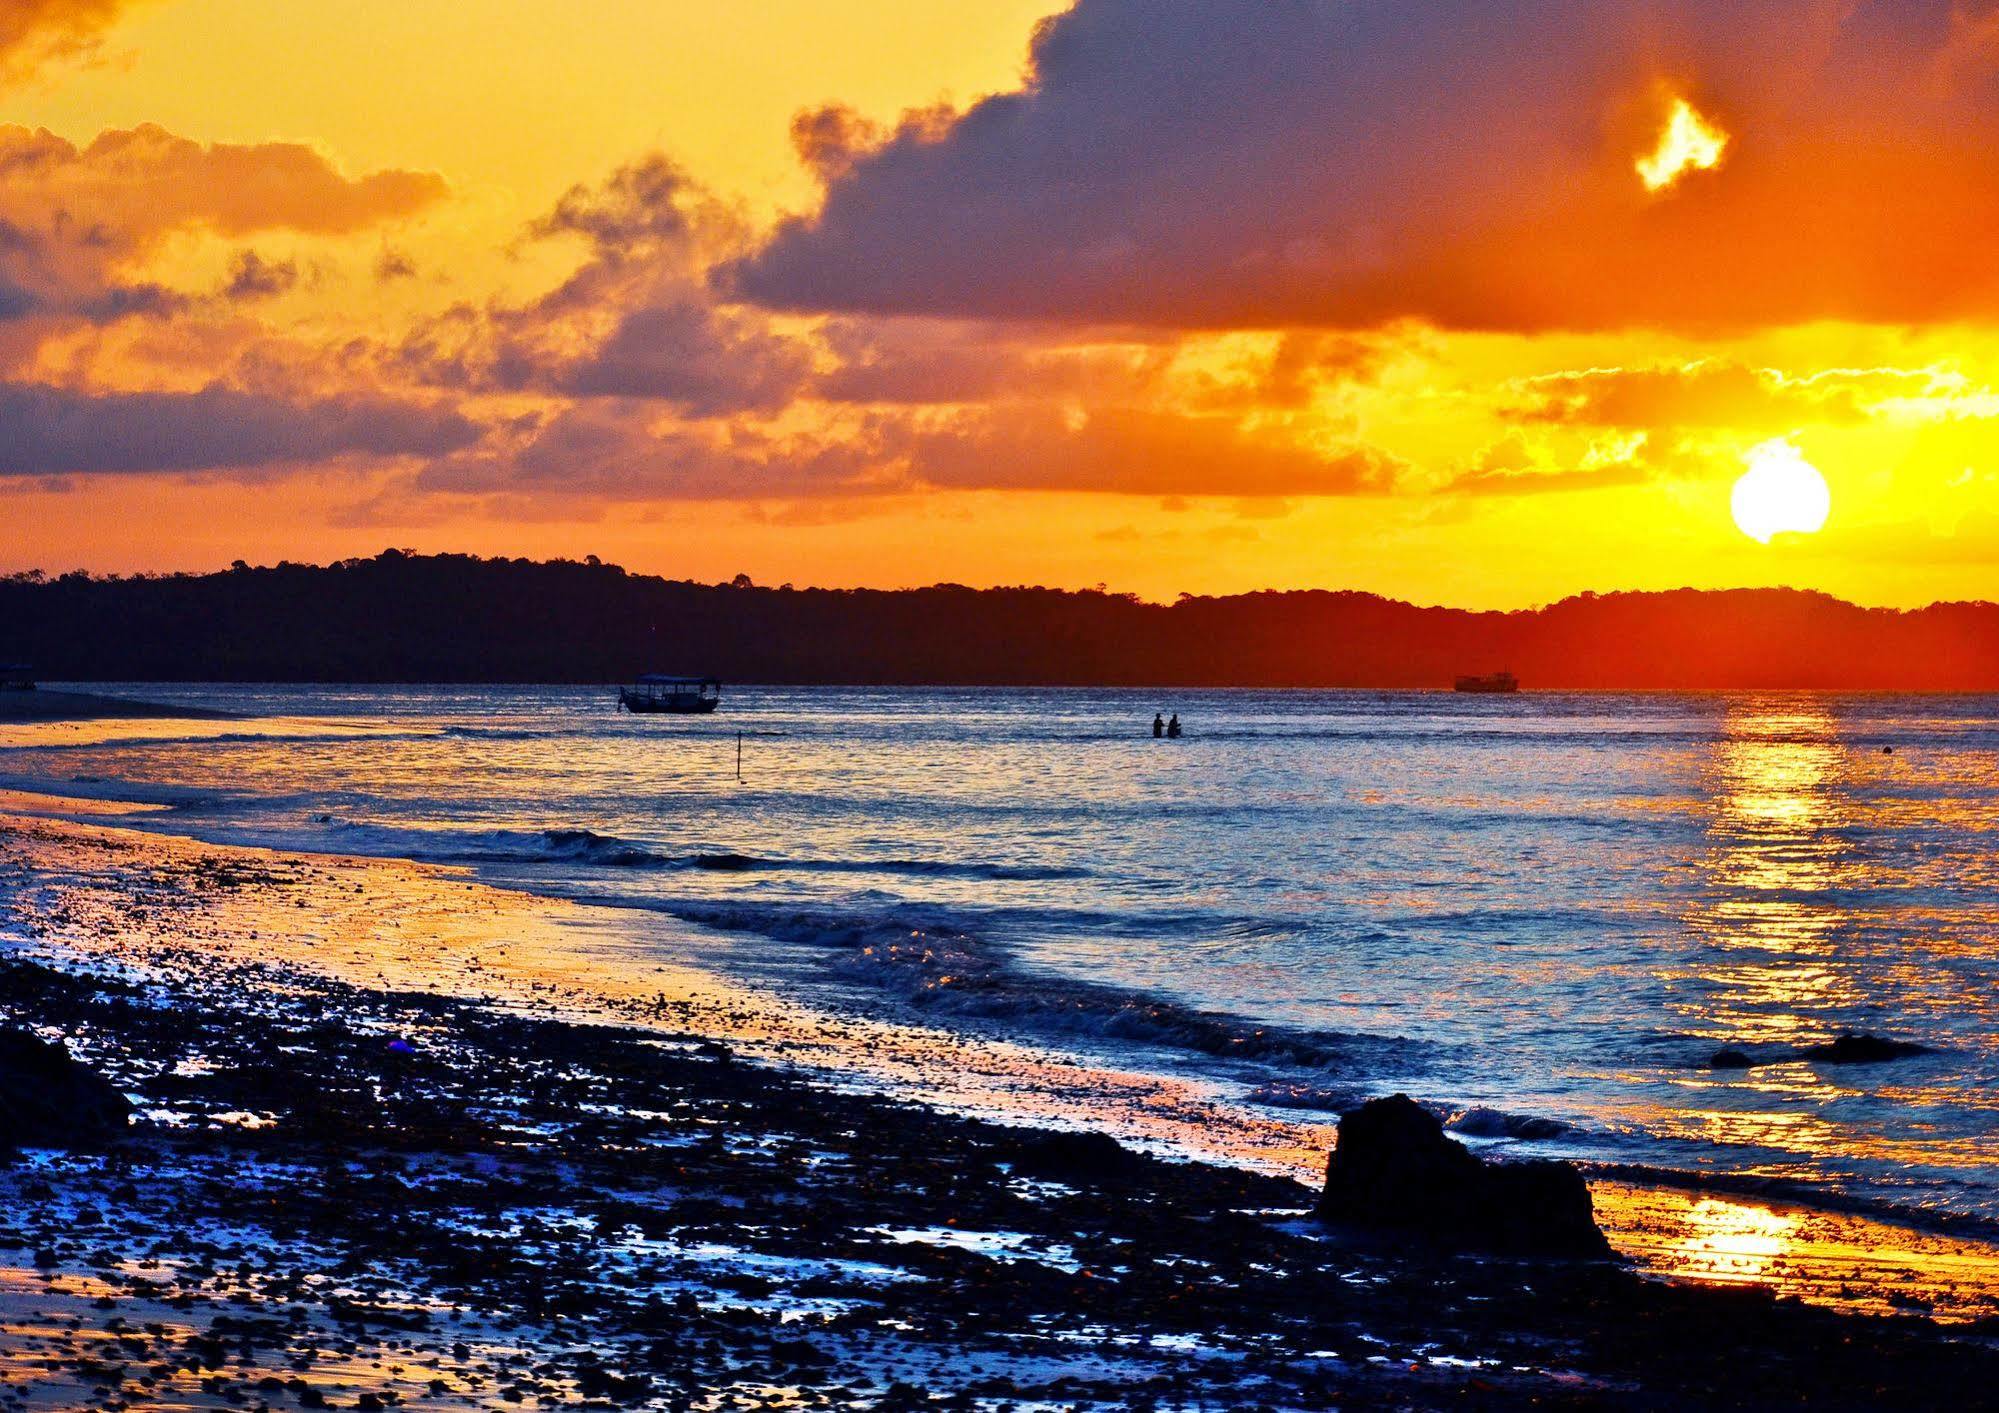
[4,810,1999,1408]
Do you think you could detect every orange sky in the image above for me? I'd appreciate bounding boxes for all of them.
[3,0,1998,607]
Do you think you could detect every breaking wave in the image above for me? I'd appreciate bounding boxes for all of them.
[662,900,1417,1074]
[302,817,1083,881]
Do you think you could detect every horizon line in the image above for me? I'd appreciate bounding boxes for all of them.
[6,548,1993,617]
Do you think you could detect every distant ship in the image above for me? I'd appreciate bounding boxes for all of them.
[1454,671,1519,694]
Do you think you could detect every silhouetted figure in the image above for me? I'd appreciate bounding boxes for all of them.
[1166,714,1181,738]
[1153,713,1165,738]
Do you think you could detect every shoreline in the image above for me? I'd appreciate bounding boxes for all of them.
[3,811,1999,1404]
[9,806,1999,1303]
[7,804,1999,1281]
[0,687,236,722]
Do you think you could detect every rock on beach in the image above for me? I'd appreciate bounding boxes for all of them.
[1318,1093,1610,1258]
[0,1028,132,1152]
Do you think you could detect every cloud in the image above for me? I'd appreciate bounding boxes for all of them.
[414,398,1405,505]
[813,317,1172,405]
[813,319,1399,412]
[0,0,130,80]
[0,380,480,475]
[221,250,300,301]
[374,245,418,282]
[788,103,888,185]
[414,404,882,502]
[0,124,446,241]
[731,0,1999,333]
[1442,429,1655,496]
[902,405,1405,496]
[397,155,810,416]
[1500,360,1939,430]
[551,301,810,413]
[0,123,445,323]
[529,153,742,261]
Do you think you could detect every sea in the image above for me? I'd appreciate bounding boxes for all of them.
[4,684,1996,1228]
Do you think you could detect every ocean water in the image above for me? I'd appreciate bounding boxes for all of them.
[5,684,1998,1225]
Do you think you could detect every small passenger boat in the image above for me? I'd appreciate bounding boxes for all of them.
[617,675,721,714]
[1453,671,1519,694]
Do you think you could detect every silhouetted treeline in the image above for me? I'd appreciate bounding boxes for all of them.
[4,550,1997,688]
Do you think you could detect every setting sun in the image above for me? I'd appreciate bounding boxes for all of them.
[1731,439,1830,543]
[1637,96,1730,192]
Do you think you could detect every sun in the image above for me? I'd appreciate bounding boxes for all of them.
[1731,440,1830,544]
[1636,97,1729,192]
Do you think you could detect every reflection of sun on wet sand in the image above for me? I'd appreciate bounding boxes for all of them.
[0,1265,537,1410]
[1594,1183,1999,1322]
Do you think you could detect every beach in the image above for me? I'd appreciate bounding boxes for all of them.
[5,800,1999,1409]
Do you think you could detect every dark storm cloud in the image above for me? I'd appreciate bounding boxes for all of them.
[728,0,1999,332]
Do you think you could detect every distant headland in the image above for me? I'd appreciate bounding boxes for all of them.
[4,550,1996,690]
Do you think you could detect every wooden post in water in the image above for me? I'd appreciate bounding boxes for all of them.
[736,730,743,781]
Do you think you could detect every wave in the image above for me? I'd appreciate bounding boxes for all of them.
[302,817,1083,881]
[1447,1106,1571,1140]
[513,830,1085,880]
[662,899,1416,1074]
[533,828,670,867]
[440,724,574,741]
[1242,1081,1364,1113]
[756,855,1086,881]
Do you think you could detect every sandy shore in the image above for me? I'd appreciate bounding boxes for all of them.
[0,687,233,722]
[3,811,1999,1408]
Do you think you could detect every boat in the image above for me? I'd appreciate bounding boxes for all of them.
[617,674,721,714]
[1454,671,1519,694]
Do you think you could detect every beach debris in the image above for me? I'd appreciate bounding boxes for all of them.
[0,1027,132,1151]
[1318,1094,1610,1258]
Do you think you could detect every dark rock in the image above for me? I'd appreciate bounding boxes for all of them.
[0,1028,131,1150]
[1800,1032,1928,1064]
[1318,1094,1610,1258]
[1008,1128,1144,1185]
[575,1364,652,1400]
[1448,1106,1568,1140]
[1709,1048,1755,1069]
